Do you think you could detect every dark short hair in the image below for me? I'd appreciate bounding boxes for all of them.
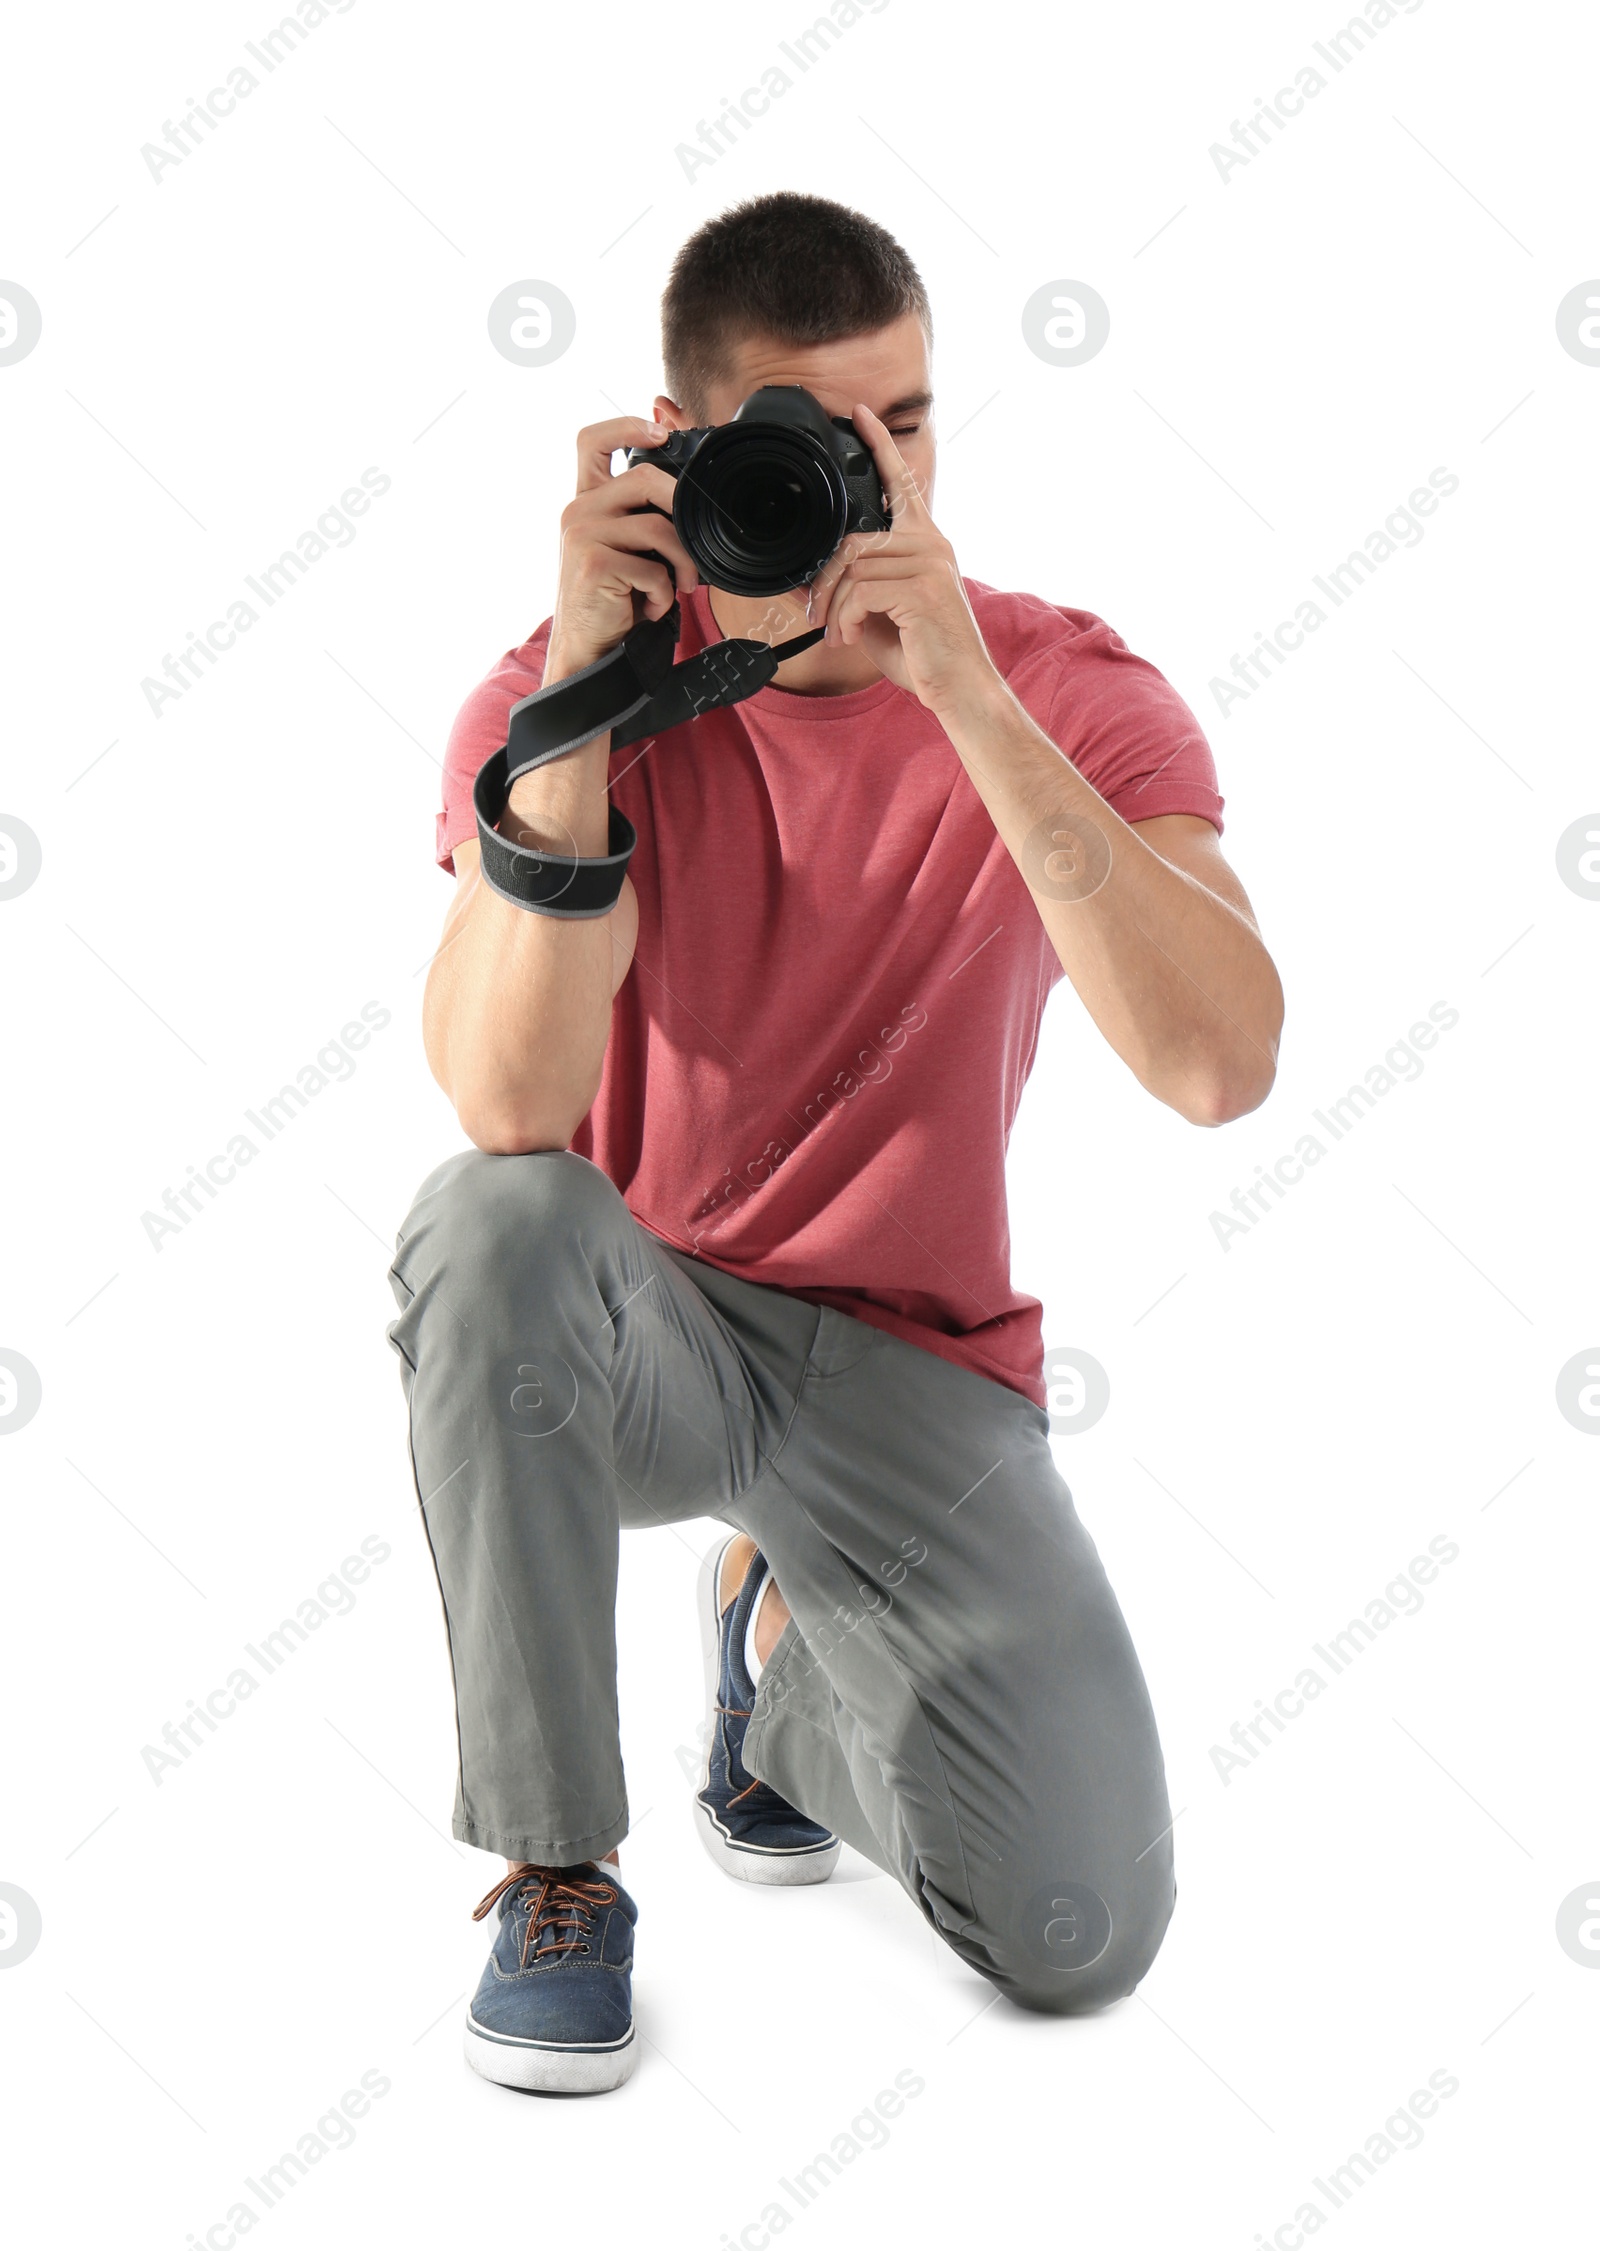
[662,191,931,415]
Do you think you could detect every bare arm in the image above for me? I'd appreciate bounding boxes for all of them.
[422,815,637,1155]
[808,403,1284,1127]
[422,415,697,1152]
[936,701,1282,1125]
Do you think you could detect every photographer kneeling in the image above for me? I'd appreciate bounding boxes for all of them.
[387,190,1284,2094]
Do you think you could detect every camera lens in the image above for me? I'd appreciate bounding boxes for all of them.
[673,425,848,597]
[720,460,807,548]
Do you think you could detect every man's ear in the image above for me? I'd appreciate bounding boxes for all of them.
[654,393,696,432]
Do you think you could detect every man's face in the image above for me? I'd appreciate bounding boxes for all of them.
[656,310,936,517]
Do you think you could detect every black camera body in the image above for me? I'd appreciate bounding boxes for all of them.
[625,385,890,599]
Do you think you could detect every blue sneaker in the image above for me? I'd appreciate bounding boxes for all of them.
[695,1536,840,1885]
[464,1862,638,2093]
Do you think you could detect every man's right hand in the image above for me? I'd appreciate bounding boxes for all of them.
[544,416,700,682]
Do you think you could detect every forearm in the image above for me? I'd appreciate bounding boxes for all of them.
[942,678,1283,1124]
[419,414,698,1150]
[423,734,624,1152]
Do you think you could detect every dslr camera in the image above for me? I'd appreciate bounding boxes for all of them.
[625,384,890,599]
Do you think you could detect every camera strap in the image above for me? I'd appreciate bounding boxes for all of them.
[473,601,825,917]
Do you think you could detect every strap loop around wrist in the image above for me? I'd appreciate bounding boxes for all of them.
[473,776,637,918]
[469,594,826,917]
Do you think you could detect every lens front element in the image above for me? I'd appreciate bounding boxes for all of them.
[673,424,849,597]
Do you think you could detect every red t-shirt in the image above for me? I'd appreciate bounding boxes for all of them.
[437,582,1222,1407]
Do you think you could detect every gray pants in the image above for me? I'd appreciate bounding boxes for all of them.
[386,1148,1176,2012]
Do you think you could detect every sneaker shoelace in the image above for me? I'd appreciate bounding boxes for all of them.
[471,1865,617,1970]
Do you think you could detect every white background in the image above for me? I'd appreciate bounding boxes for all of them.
[2,1,1595,2244]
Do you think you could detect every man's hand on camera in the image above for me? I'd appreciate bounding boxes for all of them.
[544,416,699,684]
[805,403,1005,727]
[503,411,693,859]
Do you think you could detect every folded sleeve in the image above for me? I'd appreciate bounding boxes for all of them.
[434,619,555,874]
[1045,617,1224,834]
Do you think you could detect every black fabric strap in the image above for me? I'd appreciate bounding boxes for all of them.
[473,797,639,920]
[473,604,825,918]
[610,622,824,749]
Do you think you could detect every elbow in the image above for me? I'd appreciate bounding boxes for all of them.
[1176,1057,1277,1129]
[461,1115,567,1156]
[1172,983,1284,1127]
[454,1088,593,1156]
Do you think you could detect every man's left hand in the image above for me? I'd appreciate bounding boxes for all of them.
[805,404,1004,726]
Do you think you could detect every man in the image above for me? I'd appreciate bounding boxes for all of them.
[388,191,1283,2095]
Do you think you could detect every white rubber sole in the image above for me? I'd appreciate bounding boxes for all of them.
[695,1536,841,1888]
[464,2009,637,2094]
